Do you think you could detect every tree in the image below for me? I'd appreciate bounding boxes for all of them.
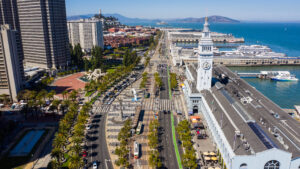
[68,154,83,169]
[50,147,64,168]
[170,73,178,90]
[149,149,162,168]
[84,58,90,71]
[62,90,68,100]
[154,72,163,88]
[91,46,103,70]
[51,99,61,114]
[0,94,10,104]
[47,90,56,101]
[69,90,78,101]
[71,44,84,68]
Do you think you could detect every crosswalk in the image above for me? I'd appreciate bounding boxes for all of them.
[142,99,174,111]
[93,103,111,114]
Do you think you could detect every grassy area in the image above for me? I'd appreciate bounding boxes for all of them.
[167,67,183,169]
[0,129,49,169]
[106,68,116,74]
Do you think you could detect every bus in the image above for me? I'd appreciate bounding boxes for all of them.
[134,141,140,159]
[136,122,143,135]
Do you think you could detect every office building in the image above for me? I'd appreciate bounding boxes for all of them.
[68,18,104,52]
[0,25,23,102]
[17,0,70,69]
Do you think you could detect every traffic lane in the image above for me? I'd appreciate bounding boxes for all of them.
[159,111,179,169]
[86,108,113,169]
[96,112,113,169]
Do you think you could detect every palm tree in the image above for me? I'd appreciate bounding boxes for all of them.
[0,94,10,104]
[51,99,61,114]
[51,147,64,168]
[68,155,83,169]
[53,133,66,149]
[39,89,48,101]
[69,90,78,101]
[47,90,56,101]
[62,90,68,100]
[70,144,82,155]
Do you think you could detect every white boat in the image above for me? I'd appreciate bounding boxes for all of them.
[271,71,298,82]
[156,21,168,25]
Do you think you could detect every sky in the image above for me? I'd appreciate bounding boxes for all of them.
[66,0,300,22]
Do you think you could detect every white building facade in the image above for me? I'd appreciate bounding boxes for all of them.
[68,18,104,52]
[182,19,300,169]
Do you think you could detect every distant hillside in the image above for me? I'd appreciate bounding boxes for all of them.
[169,15,240,23]
[67,13,239,24]
[67,14,94,21]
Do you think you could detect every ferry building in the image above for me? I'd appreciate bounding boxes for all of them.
[182,18,300,169]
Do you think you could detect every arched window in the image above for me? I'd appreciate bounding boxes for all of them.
[264,160,280,169]
[239,163,247,169]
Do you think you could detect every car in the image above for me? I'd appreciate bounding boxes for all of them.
[82,150,87,157]
[86,125,91,130]
[92,161,97,169]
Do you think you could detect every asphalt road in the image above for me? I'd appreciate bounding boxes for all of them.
[159,111,179,169]
[86,103,113,169]
[158,64,170,100]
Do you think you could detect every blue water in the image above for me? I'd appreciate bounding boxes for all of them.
[126,22,300,57]
[126,22,300,108]
[10,130,45,156]
[229,66,300,109]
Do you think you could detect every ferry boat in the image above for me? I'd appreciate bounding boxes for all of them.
[156,21,168,25]
[271,71,299,82]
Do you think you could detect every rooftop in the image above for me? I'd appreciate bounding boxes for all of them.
[204,65,300,158]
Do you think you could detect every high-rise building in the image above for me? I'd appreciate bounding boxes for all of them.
[0,25,23,102]
[17,0,70,69]
[0,0,24,102]
[0,0,24,79]
[68,18,104,52]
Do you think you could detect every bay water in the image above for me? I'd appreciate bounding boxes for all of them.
[126,22,300,108]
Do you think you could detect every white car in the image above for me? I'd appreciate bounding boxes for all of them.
[86,125,91,130]
[92,161,97,169]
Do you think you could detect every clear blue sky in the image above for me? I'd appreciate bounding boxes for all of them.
[66,0,300,21]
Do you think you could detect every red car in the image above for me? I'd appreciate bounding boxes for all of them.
[82,151,87,157]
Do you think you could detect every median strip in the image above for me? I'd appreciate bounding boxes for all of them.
[167,66,183,169]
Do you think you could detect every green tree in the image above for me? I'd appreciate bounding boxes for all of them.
[84,58,90,71]
[72,44,84,68]
[47,90,56,101]
[68,154,83,169]
[91,46,103,70]
[170,73,178,90]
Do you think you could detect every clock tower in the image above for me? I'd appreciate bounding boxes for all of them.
[197,17,213,91]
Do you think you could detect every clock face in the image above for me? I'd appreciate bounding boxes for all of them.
[202,62,211,70]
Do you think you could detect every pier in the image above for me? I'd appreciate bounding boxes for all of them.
[237,71,293,79]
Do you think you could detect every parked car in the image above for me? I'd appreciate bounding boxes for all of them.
[93,161,97,169]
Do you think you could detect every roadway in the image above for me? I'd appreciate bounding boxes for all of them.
[159,111,179,169]
[86,102,113,169]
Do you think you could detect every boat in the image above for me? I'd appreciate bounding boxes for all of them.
[271,71,299,82]
[156,21,168,25]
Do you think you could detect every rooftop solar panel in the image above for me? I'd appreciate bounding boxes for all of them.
[248,122,278,149]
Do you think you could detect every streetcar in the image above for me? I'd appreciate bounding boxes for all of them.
[136,122,143,135]
[134,141,140,159]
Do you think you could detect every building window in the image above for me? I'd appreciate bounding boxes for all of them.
[239,163,247,169]
[264,160,280,169]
